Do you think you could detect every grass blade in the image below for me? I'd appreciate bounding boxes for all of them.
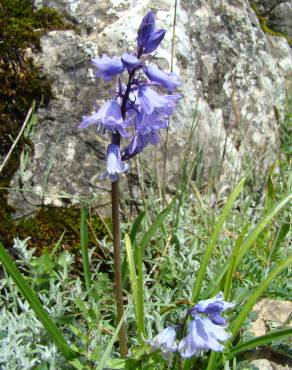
[227,327,292,360]
[230,254,292,340]
[191,178,245,302]
[140,196,176,254]
[206,351,217,370]
[235,191,292,269]
[137,244,145,340]
[130,211,145,244]
[223,224,249,301]
[95,307,128,370]
[208,191,292,297]
[124,234,141,341]
[0,241,77,360]
[80,207,91,292]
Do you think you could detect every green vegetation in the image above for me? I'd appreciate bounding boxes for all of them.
[0,97,291,367]
[0,2,291,368]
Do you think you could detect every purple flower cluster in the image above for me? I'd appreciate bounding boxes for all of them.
[79,10,181,181]
[146,292,234,360]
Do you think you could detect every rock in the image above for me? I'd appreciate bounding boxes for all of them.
[248,299,292,370]
[251,298,292,337]
[268,3,292,39]
[251,359,290,369]
[8,0,292,213]
[252,1,292,39]
[251,1,286,15]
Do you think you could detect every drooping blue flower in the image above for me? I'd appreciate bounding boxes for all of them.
[123,129,160,160]
[178,315,230,358]
[121,53,140,70]
[145,326,177,359]
[92,54,124,82]
[194,292,235,326]
[137,86,169,115]
[137,10,166,55]
[137,111,168,133]
[101,100,131,137]
[100,144,129,182]
[79,100,130,137]
[144,65,181,92]
[79,100,113,129]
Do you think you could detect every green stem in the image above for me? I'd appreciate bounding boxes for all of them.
[80,207,91,293]
[206,351,218,370]
[112,180,128,357]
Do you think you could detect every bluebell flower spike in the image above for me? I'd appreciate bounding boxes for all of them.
[79,10,181,181]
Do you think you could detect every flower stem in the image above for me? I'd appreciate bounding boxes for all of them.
[112,179,128,357]
[111,66,136,358]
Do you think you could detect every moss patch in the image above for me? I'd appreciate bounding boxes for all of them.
[250,2,292,46]
[14,206,111,255]
[0,1,104,253]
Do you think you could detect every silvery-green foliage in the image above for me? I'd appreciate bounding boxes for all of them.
[0,303,64,369]
[13,237,35,263]
[0,239,75,369]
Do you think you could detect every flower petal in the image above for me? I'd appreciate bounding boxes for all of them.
[79,100,112,129]
[145,326,177,357]
[144,65,181,91]
[144,29,166,53]
[100,144,129,182]
[92,54,124,82]
[121,53,139,69]
[137,10,155,47]
[138,86,168,115]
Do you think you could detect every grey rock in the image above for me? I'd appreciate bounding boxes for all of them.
[8,0,292,213]
[251,1,287,14]
[251,298,292,336]
[268,3,292,38]
[251,359,290,370]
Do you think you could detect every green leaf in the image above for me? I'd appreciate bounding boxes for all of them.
[106,359,126,369]
[95,308,128,370]
[50,230,66,258]
[265,175,275,211]
[209,191,292,295]
[0,241,77,360]
[227,327,292,359]
[235,191,292,269]
[125,234,141,341]
[223,224,249,301]
[206,351,218,370]
[31,253,54,275]
[69,359,90,370]
[191,178,245,302]
[140,196,177,254]
[130,211,145,244]
[230,254,292,340]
